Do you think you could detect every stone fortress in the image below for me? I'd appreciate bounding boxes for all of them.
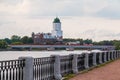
[32,17,63,45]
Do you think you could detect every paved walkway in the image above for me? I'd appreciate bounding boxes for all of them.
[70,59,120,80]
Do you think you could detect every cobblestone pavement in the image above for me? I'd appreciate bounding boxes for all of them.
[70,59,120,80]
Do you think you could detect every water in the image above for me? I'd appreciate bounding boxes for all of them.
[0,50,101,61]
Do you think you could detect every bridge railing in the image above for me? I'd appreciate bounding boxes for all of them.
[0,50,120,80]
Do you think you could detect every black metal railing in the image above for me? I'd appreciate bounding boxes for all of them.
[33,57,55,80]
[109,51,112,60]
[96,52,100,64]
[60,55,73,76]
[77,54,85,71]
[102,52,105,62]
[113,51,116,59]
[106,52,109,61]
[88,53,93,67]
[0,59,25,80]
[0,50,120,80]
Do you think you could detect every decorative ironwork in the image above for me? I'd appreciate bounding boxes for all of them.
[0,59,25,80]
[33,57,55,80]
[78,54,85,71]
[60,55,73,76]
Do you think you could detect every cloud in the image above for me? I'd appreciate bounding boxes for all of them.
[26,0,84,17]
[0,0,120,41]
[80,29,120,41]
[0,0,120,19]
[0,0,23,5]
[94,0,120,19]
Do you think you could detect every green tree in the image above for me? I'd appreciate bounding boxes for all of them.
[0,41,8,49]
[84,39,92,44]
[28,37,33,44]
[21,36,29,44]
[113,40,120,50]
[21,36,33,44]
[11,42,23,45]
[11,35,21,43]
[4,38,11,44]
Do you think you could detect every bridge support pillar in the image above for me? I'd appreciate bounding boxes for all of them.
[47,47,55,51]
[29,47,32,51]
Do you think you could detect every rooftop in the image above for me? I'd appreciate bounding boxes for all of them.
[53,17,61,23]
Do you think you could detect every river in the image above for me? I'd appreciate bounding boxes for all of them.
[0,50,101,61]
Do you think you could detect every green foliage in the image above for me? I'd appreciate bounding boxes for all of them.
[93,40,113,45]
[27,37,33,44]
[11,35,21,43]
[83,39,92,44]
[11,42,23,45]
[1,34,120,50]
[21,36,33,44]
[0,40,8,49]
[4,38,11,44]
[113,40,120,50]
[21,36,29,44]
[63,38,92,45]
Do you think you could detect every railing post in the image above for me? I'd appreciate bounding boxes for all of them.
[111,51,114,60]
[99,53,102,64]
[114,51,116,59]
[115,50,117,59]
[116,50,118,59]
[52,55,62,80]
[113,51,116,59]
[71,54,78,74]
[93,53,97,66]
[108,52,110,61]
[84,53,89,69]
[119,50,120,58]
[19,57,34,80]
[117,50,119,58]
[104,52,107,62]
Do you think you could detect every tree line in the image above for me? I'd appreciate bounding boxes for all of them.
[0,35,33,49]
[0,35,120,50]
[63,38,120,50]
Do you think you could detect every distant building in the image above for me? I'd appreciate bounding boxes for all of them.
[32,17,63,45]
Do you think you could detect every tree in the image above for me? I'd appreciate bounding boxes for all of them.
[4,38,11,44]
[28,37,33,44]
[21,36,29,44]
[11,42,23,45]
[11,35,21,43]
[21,36,33,44]
[113,40,120,50]
[84,39,92,44]
[0,41,8,49]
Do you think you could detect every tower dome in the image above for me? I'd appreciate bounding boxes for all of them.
[52,17,63,41]
[53,17,61,23]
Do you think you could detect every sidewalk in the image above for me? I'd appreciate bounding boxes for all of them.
[70,59,120,80]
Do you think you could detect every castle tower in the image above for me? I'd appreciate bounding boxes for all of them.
[52,17,63,41]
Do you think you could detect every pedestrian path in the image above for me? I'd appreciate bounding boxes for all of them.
[70,59,120,80]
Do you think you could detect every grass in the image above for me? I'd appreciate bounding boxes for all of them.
[63,59,116,80]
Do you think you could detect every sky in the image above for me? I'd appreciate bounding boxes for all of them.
[0,0,120,41]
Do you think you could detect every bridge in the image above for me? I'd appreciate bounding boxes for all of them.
[9,45,115,50]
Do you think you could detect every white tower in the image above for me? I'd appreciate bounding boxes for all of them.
[52,17,63,41]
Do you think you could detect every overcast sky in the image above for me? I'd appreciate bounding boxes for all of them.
[0,0,120,41]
